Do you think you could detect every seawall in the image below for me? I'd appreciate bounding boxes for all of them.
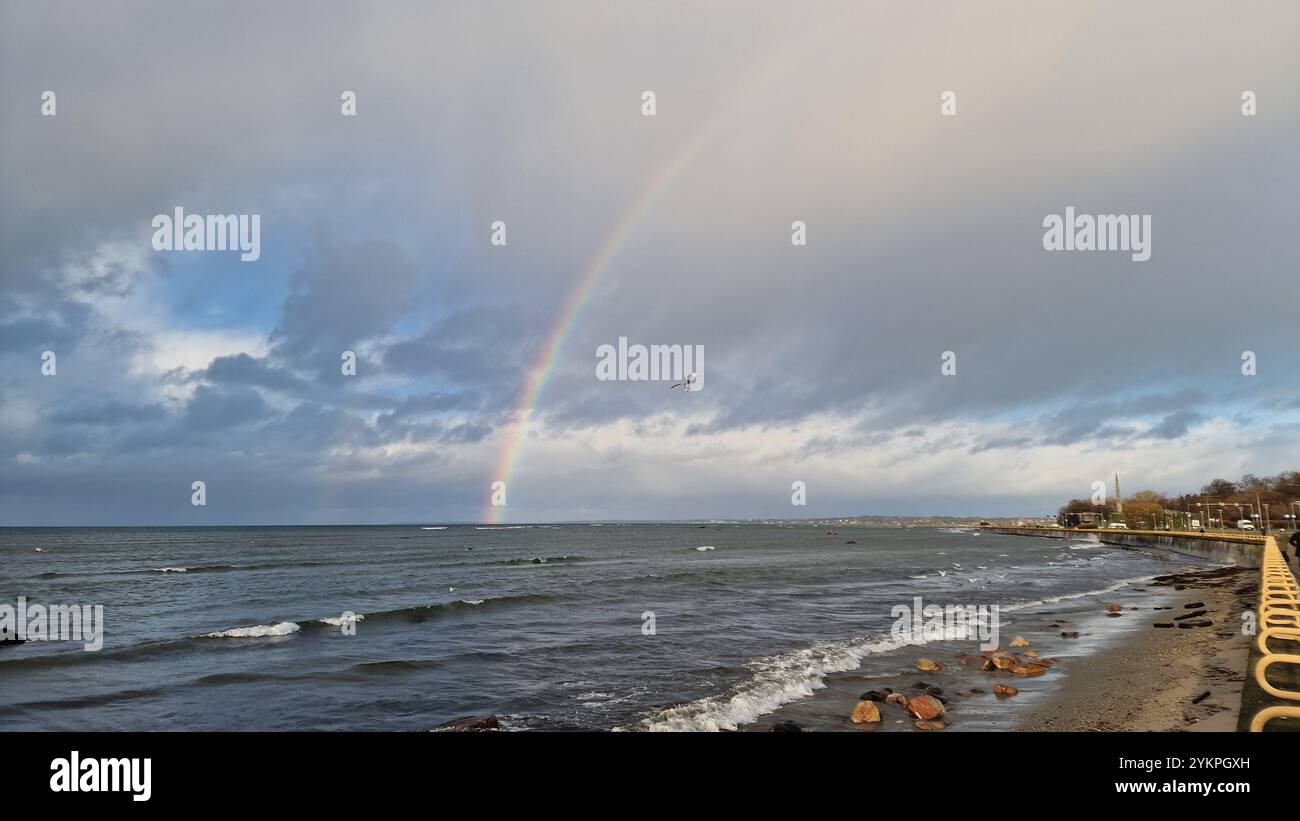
[995,526,1264,567]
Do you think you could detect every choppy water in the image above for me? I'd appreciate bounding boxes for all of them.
[0,524,1206,730]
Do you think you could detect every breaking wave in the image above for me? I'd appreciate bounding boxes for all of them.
[638,574,1158,732]
[202,622,301,639]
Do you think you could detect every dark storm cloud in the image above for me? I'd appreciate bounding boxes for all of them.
[51,400,166,426]
[182,385,275,430]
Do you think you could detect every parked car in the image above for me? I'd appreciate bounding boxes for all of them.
[1237,520,1255,530]
[1107,522,1129,529]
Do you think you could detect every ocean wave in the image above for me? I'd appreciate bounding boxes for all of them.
[317,614,366,626]
[1001,574,1156,611]
[640,622,981,732]
[498,555,582,565]
[349,658,440,674]
[420,526,448,530]
[303,592,557,627]
[639,574,1158,732]
[201,622,301,638]
[28,560,360,581]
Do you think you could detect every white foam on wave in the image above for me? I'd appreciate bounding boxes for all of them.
[475,526,531,530]
[421,526,447,530]
[156,567,188,573]
[459,599,485,606]
[640,621,981,732]
[317,614,365,626]
[202,622,301,638]
[639,573,1159,732]
[1001,574,1156,612]
[695,545,715,551]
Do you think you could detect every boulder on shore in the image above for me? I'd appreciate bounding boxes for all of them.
[1009,636,1030,647]
[907,694,945,720]
[851,700,882,724]
[914,719,947,731]
[771,720,803,732]
[434,715,500,732]
[916,658,942,672]
[993,683,1019,697]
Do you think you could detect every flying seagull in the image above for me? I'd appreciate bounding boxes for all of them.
[669,372,699,391]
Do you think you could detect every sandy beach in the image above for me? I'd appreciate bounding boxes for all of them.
[745,561,1260,732]
[1018,566,1257,732]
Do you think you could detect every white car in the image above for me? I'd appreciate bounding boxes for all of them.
[1237,520,1255,530]
[1107,522,1129,529]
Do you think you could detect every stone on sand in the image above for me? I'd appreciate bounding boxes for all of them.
[851,700,882,724]
[907,694,945,720]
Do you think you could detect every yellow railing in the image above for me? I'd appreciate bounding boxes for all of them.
[1249,536,1300,731]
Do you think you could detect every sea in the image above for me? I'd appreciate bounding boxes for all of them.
[0,524,1210,731]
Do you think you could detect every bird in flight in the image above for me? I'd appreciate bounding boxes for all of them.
[670,372,699,391]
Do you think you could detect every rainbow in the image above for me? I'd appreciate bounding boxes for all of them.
[482,33,812,522]
[483,125,715,523]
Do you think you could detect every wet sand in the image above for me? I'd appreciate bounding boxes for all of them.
[1018,566,1256,732]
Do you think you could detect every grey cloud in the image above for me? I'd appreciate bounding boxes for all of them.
[183,385,275,430]
[1,1,1297,523]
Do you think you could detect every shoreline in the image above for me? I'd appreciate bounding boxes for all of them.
[742,564,1255,732]
[1015,566,1256,731]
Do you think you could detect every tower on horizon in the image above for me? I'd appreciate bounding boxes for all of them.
[1114,474,1123,514]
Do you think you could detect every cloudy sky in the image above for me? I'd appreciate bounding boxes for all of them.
[1,1,1297,525]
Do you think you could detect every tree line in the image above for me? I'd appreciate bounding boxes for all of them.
[1057,471,1300,530]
